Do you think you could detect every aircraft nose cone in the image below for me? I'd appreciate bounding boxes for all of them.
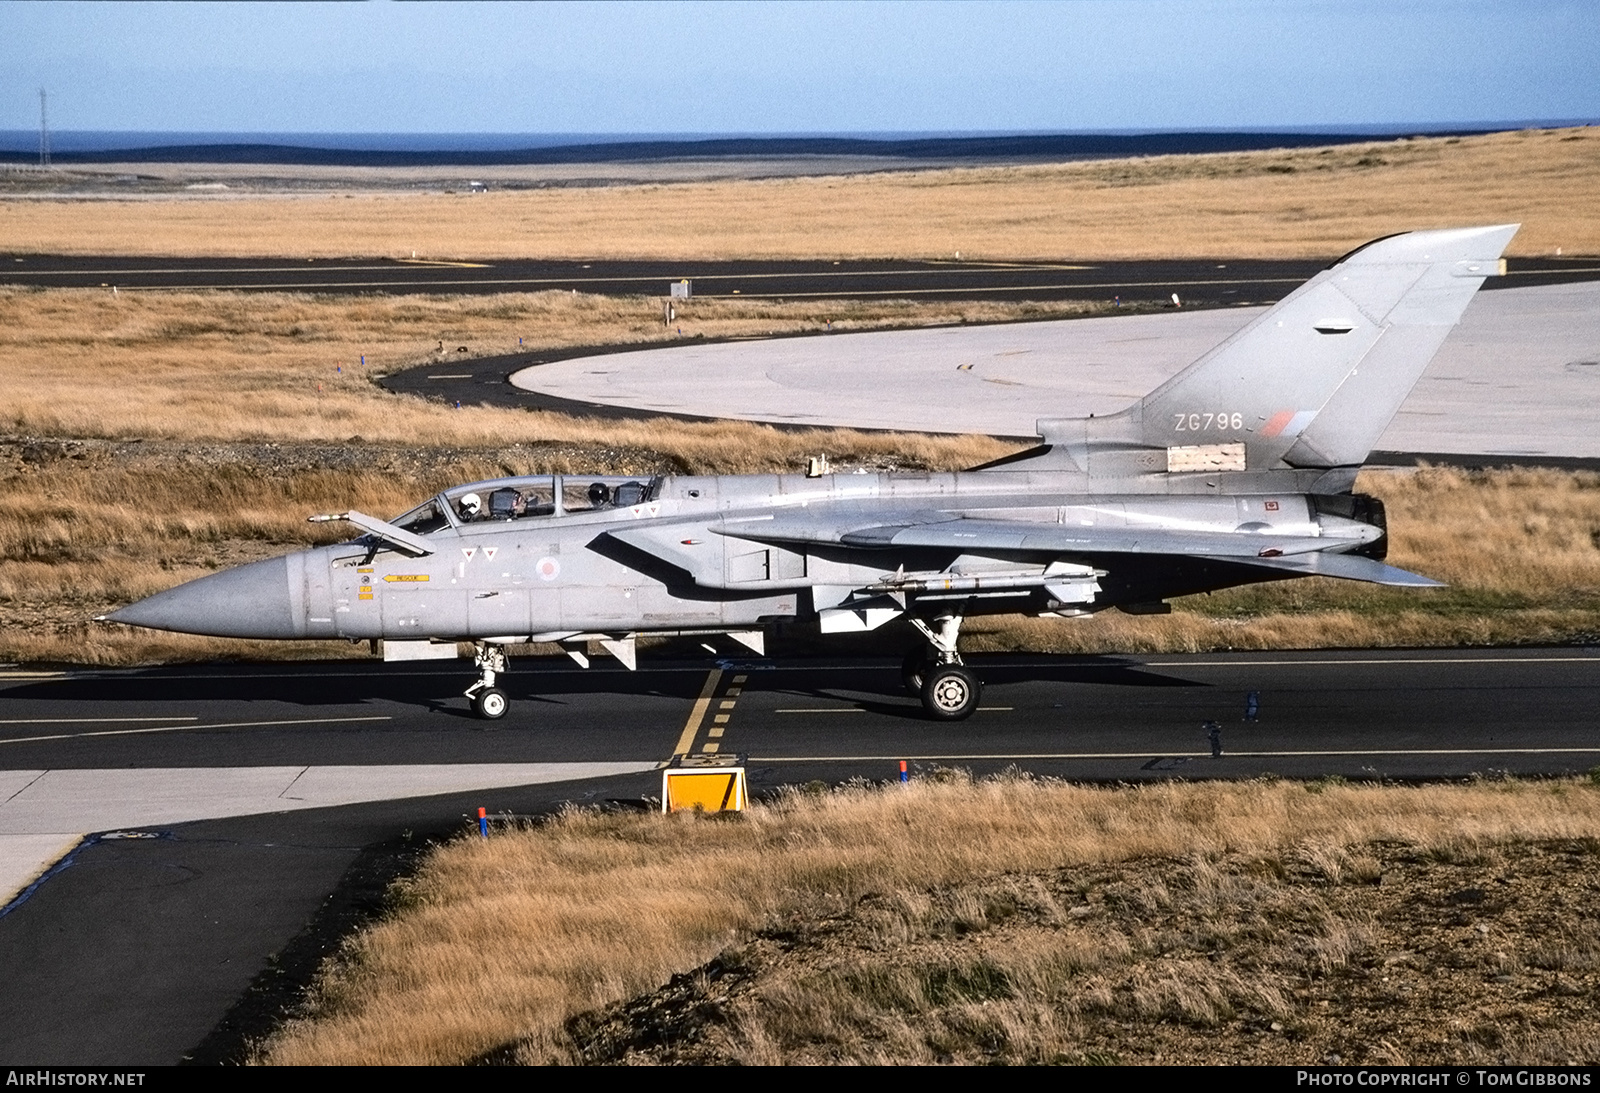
[106,555,301,639]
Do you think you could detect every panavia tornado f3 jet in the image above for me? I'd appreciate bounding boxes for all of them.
[105,225,1517,721]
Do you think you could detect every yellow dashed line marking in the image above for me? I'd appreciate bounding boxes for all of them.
[670,668,724,758]
[675,671,751,756]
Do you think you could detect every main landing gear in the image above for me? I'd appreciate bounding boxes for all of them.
[903,615,981,721]
[465,642,509,720]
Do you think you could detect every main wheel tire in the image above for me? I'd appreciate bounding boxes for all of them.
[473,686,509,720]
[901,650,933,697]
[921,665,980,721]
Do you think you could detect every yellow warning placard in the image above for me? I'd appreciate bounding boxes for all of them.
[663,760,747,814]
[383,574,429,583]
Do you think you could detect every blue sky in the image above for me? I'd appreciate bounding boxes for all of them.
[2,1,1596,134]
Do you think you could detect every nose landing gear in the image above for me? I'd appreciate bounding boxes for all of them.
[465,642,509,720]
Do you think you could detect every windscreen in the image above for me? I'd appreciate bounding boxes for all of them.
[391,498,450,535]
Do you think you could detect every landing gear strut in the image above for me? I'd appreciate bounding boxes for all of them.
[464,642,509,721]
[907,615,980,721]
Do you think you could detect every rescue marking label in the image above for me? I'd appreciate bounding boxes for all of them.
[383,574,429,583]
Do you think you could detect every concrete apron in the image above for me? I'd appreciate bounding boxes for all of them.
[0,762,658,906]
[511,282,1600,460]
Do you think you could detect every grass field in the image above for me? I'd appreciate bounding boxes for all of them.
[0,285,1074,448]
[4,128,1597,261]
[14,457,1597,667]
[0,286,1028,663]
[258,775,1600,1065]
[2,283,1598,664]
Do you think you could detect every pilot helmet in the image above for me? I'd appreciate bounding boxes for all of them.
[458,492,482,518]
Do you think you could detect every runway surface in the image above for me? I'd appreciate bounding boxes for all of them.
[3,253,1593,300]
[3,647,1599,1062]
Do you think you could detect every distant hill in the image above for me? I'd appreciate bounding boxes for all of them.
[0,130,1499,167]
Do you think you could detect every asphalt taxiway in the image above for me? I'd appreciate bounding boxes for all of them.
[0,253,1327,300]
[4,253,1593,300]
[4,648,1599,1062]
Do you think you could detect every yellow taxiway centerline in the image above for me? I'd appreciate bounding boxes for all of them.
[669,668,724,759]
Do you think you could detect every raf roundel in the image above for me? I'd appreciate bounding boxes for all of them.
[535,557,561,582]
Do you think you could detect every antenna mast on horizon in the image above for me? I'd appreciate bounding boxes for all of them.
[38,88,50,168]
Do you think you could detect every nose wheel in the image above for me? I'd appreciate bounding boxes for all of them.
[472,686,508,720]
[464,643,510,721]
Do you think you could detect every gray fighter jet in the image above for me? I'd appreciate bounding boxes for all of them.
[105,225,1517,721]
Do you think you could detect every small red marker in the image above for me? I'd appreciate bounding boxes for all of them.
[899,760,909,783]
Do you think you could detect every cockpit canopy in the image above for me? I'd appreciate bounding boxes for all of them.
[391,474,659,536]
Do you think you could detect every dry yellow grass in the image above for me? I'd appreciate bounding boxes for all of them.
[5,445,1598,665]
[571,835,1600,1064]
[0,285,1040,663]
[963,466,1600,657]
[258,775,1600,1065]
[5,128,1598,260]
[0,285,1051,450]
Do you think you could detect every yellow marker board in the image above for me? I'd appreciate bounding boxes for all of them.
[662,755,747,813]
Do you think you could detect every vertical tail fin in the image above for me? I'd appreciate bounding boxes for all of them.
[1033,225,1518,475]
